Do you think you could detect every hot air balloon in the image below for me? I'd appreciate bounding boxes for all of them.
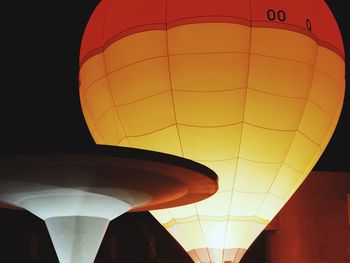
[79,0,345,262]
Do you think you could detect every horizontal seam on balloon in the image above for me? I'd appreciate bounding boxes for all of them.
[80,20,344,64]
[189,249,247,256]
[80,51,322,93]
[247,87,310,101]
[193,157,281,164]
[243,121,299,132]
[125,123,176,138]
[80,48,320,92]
[89,108,134,145]
[219,189,285,197]
[82,20,343,62]
[102,23,167,52]
[178,122,242,128]
[283,161,311,175]
[114,90,171,107]
[247,89,337,119]
[314,67,344,89]
[172,87,246,93]
[238,157,283,164]
[80,23,167,66]
[88,107,115,133]
[80,50,321,95]
[80,54,169,95]
[193,157,238,163]
[307,100,334,119]
[93,127,321,158]
[252,19,317,39]
[114,136,127,146]
[162,215,269,227]
[91,113,322,149]
[84,87,246,110]
[296,130,322,148]
[124,122,241,138]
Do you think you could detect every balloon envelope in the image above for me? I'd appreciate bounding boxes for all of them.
[79,0,345,262]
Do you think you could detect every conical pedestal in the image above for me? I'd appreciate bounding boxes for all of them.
[0,146,218,263]
[45,216,110,263]
[20,192,134,263]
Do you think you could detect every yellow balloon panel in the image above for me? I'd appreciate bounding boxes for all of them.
[239,124,295,163]
[201,221,227,248]
[224,221,251,249]
[250,28,317,64]
[309,70,344,116]
[229,192,265,216]
[84,78,112,123]
[108,57,171,105]
[196,192,231,217]
[79,22,345,262]
[116,92,175,136]
[79,98,94,133]
[177,221,207,250]
[169,53,249,92]
[104,30,168,72]
[200,159,237,192]
[315,47,345,84]
[169,204,197,220]
[178,124,242,161]
[248,54,315,98]
[94,109,125,145]
[240,222,266,249]
[299,102,333,145]
[244,88,306,130]
[79,54,106,90]
[256,194,285,220]
[269,164,302,198]
[285,132,320,173]
[128,125,182,156]
[168,224,192,251]
[234,159,281,193]
[173,89,245,126]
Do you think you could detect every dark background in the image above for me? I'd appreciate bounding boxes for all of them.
[0,1,348,262]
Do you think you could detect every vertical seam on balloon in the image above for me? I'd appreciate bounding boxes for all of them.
[241,35,320,249]
[151,210,195,259]
[223,2,253,259]
[192,249,201,263]
[166,210,197,259]
[101,0,132,147]
[168,0,208,259]
[165,0,211,260]
[272,46,320,199]
[83,3,113,144]
[165,0,185,158]
[284,45,325,199]
[317,93,344,153]
[164,1,200,258]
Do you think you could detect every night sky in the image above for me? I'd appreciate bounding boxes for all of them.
[0,0,349,173]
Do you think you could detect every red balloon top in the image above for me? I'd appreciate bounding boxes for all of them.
[80,0,344,65]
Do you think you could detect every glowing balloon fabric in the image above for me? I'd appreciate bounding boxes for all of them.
[79,0,345,262]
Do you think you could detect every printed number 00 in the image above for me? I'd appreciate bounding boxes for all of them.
[267,9,286,22]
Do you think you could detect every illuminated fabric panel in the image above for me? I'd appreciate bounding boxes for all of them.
[79,1,345,262]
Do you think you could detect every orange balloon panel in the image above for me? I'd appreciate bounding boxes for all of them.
[79,1,345,262]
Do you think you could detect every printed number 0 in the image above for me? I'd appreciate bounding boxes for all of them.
[306,18,312,31]
[267,9,286,22]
